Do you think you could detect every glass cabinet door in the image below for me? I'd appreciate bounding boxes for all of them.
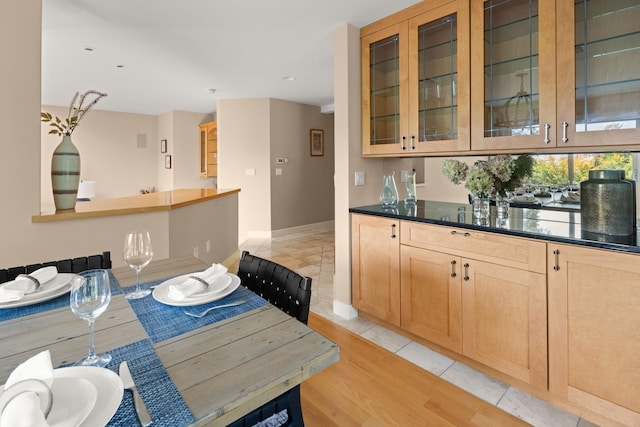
[471,0,556,151]
[362,22,409,155]
[557,0,640,148]
[409,0,470,153]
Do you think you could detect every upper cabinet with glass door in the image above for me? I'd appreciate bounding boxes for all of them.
[361,0,470,157]
[556,0,640,149]
[471,0,557,151]
[472,0,640,152]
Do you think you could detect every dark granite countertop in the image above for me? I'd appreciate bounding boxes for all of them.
[349,200,640,255]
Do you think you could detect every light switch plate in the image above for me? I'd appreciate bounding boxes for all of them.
[355,171,365,186]
[275,168,282,176]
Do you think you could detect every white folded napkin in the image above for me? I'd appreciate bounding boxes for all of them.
[1,350,54,427]
[561,192,580,203]
[0,267,58,303]
[168,263,228,301]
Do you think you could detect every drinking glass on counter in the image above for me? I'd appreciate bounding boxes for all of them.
[70,269,112,367]
[123,230,153,299]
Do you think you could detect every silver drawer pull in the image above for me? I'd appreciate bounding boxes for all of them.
[450,230,470,237]
[463,263,470,281]
[553,249,560,271]
[391,224,397,239]
[450,260,457,278]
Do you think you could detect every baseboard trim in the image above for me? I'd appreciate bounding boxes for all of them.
[270,220,335,238]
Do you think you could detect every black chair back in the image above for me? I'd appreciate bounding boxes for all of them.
[237,250,312,324]
[0,251,112,284]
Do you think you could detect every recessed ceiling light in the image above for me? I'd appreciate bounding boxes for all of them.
[84,47,94,52]
[282,76,296,81]
[116,65,124,68]
[207,88,216,94]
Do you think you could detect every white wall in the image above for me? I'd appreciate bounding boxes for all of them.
[218,98,335,242]
[217,99,272,241]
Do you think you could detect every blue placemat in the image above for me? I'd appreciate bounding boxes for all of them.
[63,339,195,426]
[125,278,268,343]
[0,270,122,322]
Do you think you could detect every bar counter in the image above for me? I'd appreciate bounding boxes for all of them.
[350,200,640,255]
[32,188,240,223]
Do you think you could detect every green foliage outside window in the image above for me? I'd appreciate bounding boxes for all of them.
[530,153,634,185]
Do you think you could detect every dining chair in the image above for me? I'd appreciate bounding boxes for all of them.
[229,250,312,427]
[0,251,112,284]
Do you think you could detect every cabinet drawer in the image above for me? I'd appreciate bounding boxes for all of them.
[400,221,546,274]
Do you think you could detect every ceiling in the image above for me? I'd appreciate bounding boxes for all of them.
[41,0,420,116]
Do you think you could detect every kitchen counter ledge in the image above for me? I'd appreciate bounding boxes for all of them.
[350,200,640,254]
[33,188,240,223]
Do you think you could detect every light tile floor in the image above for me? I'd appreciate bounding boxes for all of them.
[234,224,599,427]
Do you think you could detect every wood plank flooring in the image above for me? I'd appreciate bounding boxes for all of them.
[302,312,531,426]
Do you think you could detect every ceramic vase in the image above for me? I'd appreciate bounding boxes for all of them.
[51,135,81,210]
[380,172,399,208]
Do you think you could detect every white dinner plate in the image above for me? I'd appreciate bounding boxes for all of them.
[54,366,123,427]
[47,376,97,427]
[153,273,241,306]
[0,273,75,309]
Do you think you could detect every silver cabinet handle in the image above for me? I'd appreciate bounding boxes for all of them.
[391,223,397,239]
[543,123,550,144]
[450,230,470,237]
[410,135,416,150]
[561,121,569,143]
[401,136,406,150]
[553,249,560,271]
[463,263,470,281]
[450,260,457,278]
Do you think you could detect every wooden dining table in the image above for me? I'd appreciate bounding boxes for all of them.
[0,257,339,426]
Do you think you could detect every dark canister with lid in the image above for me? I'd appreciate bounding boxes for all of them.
[580,169,636,243]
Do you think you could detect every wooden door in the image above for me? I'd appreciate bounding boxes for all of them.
[352,214,401,326]
[555,0,640,149]
[406,0,470,154]
[548,243,640,426]
[361,22,409,156]
[470,0,557,151]
[400,245,462,352]
[462,259,547,388]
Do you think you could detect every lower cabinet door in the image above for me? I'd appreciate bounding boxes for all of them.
[548,243,640,426]
[462,260,547,388]
[351,214,401,326]
[400,245,462,353]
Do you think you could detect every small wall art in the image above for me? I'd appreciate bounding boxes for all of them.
[165,155,172,169]
[310,129,324,156]
[161,139,167,153]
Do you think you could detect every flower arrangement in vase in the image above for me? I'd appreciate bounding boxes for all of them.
[441,155,534,220]
[41,90,107,210]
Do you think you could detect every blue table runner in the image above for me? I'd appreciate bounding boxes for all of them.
[0,270,122,322]
[123,277,268,343]
[62,339,195,426]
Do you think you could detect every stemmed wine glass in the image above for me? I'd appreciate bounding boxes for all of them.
[123,230,153,299]
[70,269,112,367]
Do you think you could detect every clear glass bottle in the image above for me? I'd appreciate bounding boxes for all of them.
[404,171,417,206]
[380,172,399,208]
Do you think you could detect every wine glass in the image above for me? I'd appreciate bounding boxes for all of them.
[70,269,112,367]
[123,230,153,299]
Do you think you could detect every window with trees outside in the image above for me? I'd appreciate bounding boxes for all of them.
[529,152,636,186]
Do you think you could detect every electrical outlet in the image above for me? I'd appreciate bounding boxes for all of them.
[354,171,365,186]
[206,240,210,253]
[193,246,199,258]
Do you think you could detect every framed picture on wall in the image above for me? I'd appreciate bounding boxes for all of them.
[161,139,167,153]
[310,129,324,156]
[165,155,172,169]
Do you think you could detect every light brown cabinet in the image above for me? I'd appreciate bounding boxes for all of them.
[362,0,640,156]
[548,243,640,426]
[199,121,217,177]
[351,214,401,326]
[400,222,547,387]
[361,0,470,156]
[470,0,640,151]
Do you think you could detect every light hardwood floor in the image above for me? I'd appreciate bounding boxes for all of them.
[301,312,531,426]
[231,224,599,427]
